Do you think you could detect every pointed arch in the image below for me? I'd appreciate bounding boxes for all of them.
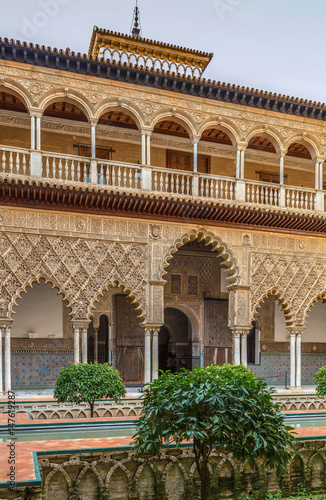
[151,108,197,138]
[94,97,145,129]
[0,78,33,109]
[105,461,132,489]
[245,126,284,153]
[301,291,326,327]
[198,117,241,146]
[160,227,240,285]
[89,278,146,323]
[44,466,72,500]
[8,274,71,319]
[251,288,293,326]
[38,89,93,121]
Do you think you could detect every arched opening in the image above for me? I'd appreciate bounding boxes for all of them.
[11,279,73,389]
[251,295,289,385]
[151,118,207,172]
[303,298,326,384]
[159,308,192,372]
[247,320,259,365]
[0,91,30,150]
[200,127,234,177]
[285,141,315,188]
[97,109,141,163]
[42,100,89,156]
[115,294,144,385]
[87,314,109,364]
[245,134,283,186]
[164,238,232,369]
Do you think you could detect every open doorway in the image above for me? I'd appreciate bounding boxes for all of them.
[159,307,192,372]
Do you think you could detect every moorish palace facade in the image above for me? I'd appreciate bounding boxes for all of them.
[1,22,326,393]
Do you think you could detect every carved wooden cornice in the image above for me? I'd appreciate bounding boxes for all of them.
[0,179,326,236]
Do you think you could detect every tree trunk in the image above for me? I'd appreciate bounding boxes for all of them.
[200,460,209,500]
[90,401,94,418]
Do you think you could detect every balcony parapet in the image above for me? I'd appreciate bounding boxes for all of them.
[0,145,325,218]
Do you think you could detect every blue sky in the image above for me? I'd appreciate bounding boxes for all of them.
[1,0,325,103]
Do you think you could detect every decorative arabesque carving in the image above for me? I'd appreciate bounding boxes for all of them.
[0,233,147,320]
[251,253,326,326]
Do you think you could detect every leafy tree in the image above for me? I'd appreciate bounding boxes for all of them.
[54,362,126,417]
[133,364,294,500]
[314,365,326,397]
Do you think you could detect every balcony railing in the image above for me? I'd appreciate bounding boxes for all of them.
[0,145,324,213]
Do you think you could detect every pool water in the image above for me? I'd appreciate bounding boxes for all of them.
[0,425,136,442]
[284,416,326,428]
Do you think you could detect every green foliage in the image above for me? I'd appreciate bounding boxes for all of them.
[314,365,326,397]
[54,362,125,417]
[133,364,295,500]
[238,494,326,500]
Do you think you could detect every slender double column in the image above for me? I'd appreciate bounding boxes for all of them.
[236,146,246,179]
[140,130,152,167]
[314,159,324,190]
[90,119,97,158]
[0,323,12,394]
[232,328,251,366]
[289,329,303,389]
[192,138,200,173]
[144,325,162,383]
[73,324,89,364]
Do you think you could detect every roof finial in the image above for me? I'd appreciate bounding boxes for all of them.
[130,0,142,37]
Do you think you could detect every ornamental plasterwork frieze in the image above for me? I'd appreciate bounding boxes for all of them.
[2,62,326,145]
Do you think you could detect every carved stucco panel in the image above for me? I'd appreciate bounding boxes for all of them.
[0,232,147,321]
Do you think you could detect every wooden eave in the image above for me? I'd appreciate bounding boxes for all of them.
[0,179,326,237]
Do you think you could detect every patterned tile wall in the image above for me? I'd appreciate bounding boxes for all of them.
[8,351,73,388]
[249,353,326,385]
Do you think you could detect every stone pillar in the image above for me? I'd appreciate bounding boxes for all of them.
[152,328,159,380]
[241,331,248,366]
[233,332,241,365]
[144,328,152,383]
[296,332,302,389]
[0,327,3,395]
[91,120,97,158]
[146,132,151,166]
[94,327,99,363]
[141,132,146,165]
[5,325,11,393]
[30,115,35,150]
[290,332,296,389]
[74,326,80,364]
[36,116,41,151]
[82,326,88,364]
[193,138,199,173]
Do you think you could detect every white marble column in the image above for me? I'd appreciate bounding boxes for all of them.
[152,328,159,380]
[146,132,151,166]
[0,327,3,395]
[82,326,88,364]
[279,154,285,184]
[193,139,199,173]
[91,122,96,158]
[319,161,324,190]
[290,332,296,389]
[144,328,152,383]
[240,149,245,178]
[5,325,11,393]
[74,326,80,364]
[234,332,241,365]
[30,115,35,150]
[315,160,320,189]
[241,332,248,366]
[236,147,241,178]
[141,132,146,165]
[36,116,41,151]
[296,332,302,389]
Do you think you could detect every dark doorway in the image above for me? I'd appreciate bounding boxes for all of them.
[247,322,257,364]
[159,308,192,372]
[98,314,109,363]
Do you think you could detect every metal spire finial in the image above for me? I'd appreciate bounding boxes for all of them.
[130,0,142,37]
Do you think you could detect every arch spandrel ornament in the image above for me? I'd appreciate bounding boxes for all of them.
[0,232,147,322]
[251,252,326,327]
[159,227,240,286]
